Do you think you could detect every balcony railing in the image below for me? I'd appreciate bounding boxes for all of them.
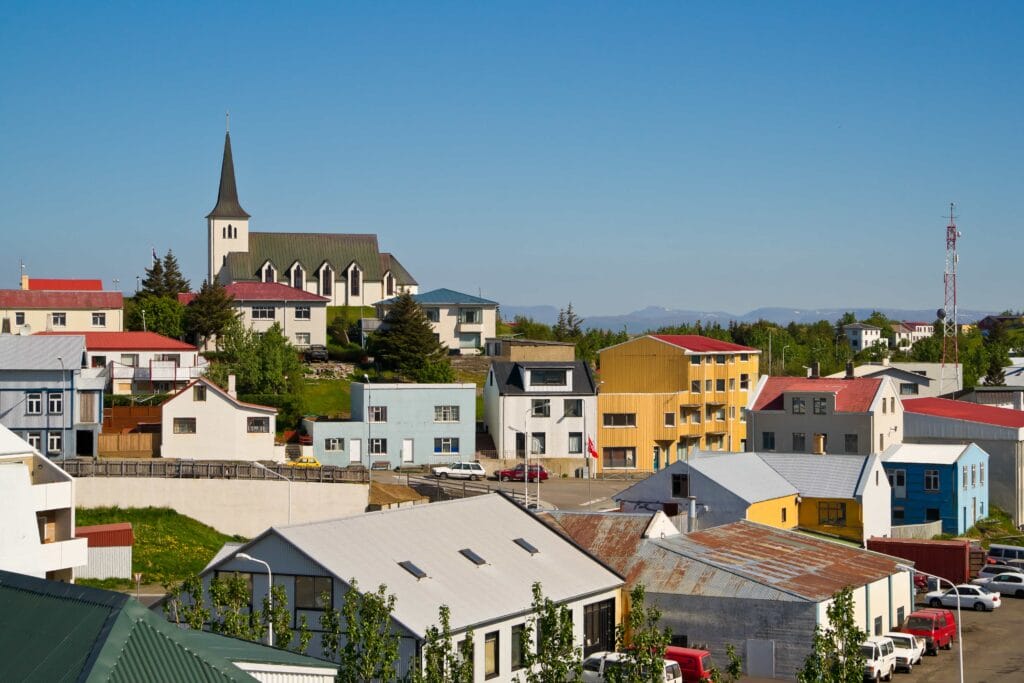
[39,537,88,572]
[109,361,207,383]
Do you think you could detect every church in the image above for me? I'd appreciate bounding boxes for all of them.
[206,130,418,306]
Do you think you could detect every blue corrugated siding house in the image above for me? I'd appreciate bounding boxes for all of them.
[302,383,477,469]
[880,443,990,534]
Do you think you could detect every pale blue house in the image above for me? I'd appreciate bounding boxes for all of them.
[302,382,477,469]
[880,442,990,534]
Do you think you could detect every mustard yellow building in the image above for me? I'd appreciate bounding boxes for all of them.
[597,335,760,472]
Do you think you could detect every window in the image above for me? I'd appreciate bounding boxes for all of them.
[564,399,582,418]
[900,383,919,395]
[813,397,827,414]
[15,312,24,326]
[460,308,481,324]
[435,405,460,422]
[92,312,106,326]
[48,392,63,415]
[879,433,885,451]
[897,607,905,628]
[740,373,750,390]
[155,353,180,365]
[252,305,275,320]
[980,463,985,484]
[705,379,712,391]
[295,305,311,320]
[893,506,905,521]
[962,465,968,489]
[51,312,66,327]
[369,406,388,423]
[26,432,41,449]
[729,406,736,419]
[926,508,941,521]
[262,264,276,282]
[882,398,887,414]
[716,379,725,392]
[792,432,806,452]
[193,385,207,401]
[740,353,749,361]
[603,447,636,468]
[26,393,41,415]
[762,431,775,450]
[874,616,883,636]
[320,266,333,297]
[690,355,702,365]
[924,469,940,492]
[818,501,847,526]
[121,353,139,367]
[173,418,197,434]
[568,432,583,454]
[247,417,270,433]
[971,464,976,487]
[530,433,546,455]
[325,438,344,451]
[716,354,726,364]
[434,437,460,454]
[781,507,787,523]
[664,412,675,427]
[691,380,701,393]
[295,576,332,610]
[890,397,895,412]
[214,571,253,609]
[511,624,526,671]
[714,408,725,421]
[350,266,361,296]
[531,369,567,386]
[603,413,636,427]
[484,631,499,679]
[672,473,689,498]
[729,378,736,390]
[369,438,387,455]
[386,274,395,296]
[47,432,62,455]
[584,598,616,656]
[531,399,551,417]
[295,332,311,346]
[424,308,439,322]
[691,410,701,424]
[844,434,858,453]
[791,397,806,414]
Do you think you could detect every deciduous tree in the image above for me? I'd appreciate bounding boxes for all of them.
[337,580,401,683]
[125,293,186,339]
[796,586,866,683]
[520,582,582,683]
[606,584,672,683]
[411,604,474,683]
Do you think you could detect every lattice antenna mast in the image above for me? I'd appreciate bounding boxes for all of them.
[938,202,961,394]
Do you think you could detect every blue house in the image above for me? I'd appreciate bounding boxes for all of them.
[880,442,990,534]
[302,382,477,469]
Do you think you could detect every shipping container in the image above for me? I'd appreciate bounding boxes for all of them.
[867,537,973,584]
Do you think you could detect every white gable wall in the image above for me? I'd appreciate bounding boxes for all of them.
[161,384,276,461]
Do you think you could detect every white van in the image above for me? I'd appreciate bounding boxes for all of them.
[986,543,1024,568]
[582,651,683,683]
[861,636,896,682]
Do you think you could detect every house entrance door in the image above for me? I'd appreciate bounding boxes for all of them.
[350,439,362,464]
[402,439,414,463]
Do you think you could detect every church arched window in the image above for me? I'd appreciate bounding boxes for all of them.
[263,264,276,283]
[292,265,304,290]
[321,266,333,297]
[350,266,361,297]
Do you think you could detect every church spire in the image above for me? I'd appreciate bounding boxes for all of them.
[206,129,250,219]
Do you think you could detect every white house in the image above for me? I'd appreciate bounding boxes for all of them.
[199,494,623,681]
[0,424,87,582]
[376,288,498,354]
[843,323,883,353]
[160,377,277,461]
[180,281,329,349]
[484,361,598,471]
[0,289,123,335]
[890,321,934,349]
[39,330,206,395]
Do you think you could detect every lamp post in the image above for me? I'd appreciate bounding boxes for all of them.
[781,345,791,376]
[363,374,371,468]
[56,356,66,461]
[895,564,963,683]
[237,553,274,647]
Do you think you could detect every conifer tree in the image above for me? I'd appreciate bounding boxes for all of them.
[140,253,166,297]
[368,292,453,381]
[184,279,237,348]
[161,250,191,296]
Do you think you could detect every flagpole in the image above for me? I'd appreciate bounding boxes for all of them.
[585,405,592,507]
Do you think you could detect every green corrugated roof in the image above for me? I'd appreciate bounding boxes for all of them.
[223,232,417,286]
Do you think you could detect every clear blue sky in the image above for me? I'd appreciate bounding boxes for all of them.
[2,2,1020,316]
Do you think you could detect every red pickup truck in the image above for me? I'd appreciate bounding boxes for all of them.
[899,608,956,655]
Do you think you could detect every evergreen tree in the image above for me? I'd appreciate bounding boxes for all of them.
[184,279,237,348]
[368,292,452,381]
[161,250,191,296]
[140,253,166,297]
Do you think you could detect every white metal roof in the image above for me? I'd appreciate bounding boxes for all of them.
[757,452,869,499]
[0,424,34,457]
[880,443,972,465]
[687,452,798,504]
[0,335,85,370]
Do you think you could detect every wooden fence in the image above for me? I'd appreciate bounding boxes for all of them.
[61,458,369,483]
[102,405,162,433]
[98,433,160,458]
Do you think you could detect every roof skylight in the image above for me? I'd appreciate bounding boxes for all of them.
[514,538,539,555]
[459,548,487,566]
[398,560,427,580]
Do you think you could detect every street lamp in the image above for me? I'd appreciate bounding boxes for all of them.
[781,345,791,376]
[895,564,963,683]
[56,356,66,461]
[236,553,274,646]
[363,374,371,469]
[507,424,529,507]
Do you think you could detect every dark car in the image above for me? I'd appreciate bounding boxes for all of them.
[496,464,549,482]
[304,345,329,362]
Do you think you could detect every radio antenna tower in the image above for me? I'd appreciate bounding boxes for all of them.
[938,203,961,395]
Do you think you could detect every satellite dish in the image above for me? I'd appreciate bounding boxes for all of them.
[20,323,32,335]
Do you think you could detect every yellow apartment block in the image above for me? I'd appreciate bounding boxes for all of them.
[597,335,760,473]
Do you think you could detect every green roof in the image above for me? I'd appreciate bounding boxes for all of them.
[0,570,334,683]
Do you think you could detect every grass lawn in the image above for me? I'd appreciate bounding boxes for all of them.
[944,505,1024,547]
[304,378,352,418]
[75,506,245,590]
[326,305,375,326]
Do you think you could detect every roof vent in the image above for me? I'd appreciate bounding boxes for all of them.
[459,548,487,566]
[398,560,427,580]
[513,538,539,555]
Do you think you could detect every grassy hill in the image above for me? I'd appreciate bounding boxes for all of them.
[75,506,245,590]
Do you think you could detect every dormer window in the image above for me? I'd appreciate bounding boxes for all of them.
[262,264,276,283]
[386,273,395,296]
[291,264,305,289]
[321,266,333,297]
[530,369,567,386]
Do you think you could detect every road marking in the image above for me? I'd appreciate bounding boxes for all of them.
[581,498,604,506]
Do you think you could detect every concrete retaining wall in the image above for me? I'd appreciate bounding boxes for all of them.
[75,478,370,537]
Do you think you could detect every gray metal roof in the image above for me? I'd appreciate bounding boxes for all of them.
[227,494,622,638]
[757,452,869,499]
[0,335,85,370]
[488,361,597,396]
[686,452,798,504]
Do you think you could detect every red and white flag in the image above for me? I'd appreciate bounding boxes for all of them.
[587,437,599,459]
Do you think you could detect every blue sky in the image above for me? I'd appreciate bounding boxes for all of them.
[2,2,1021,316]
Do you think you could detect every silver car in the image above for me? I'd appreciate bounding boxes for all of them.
[431,461,486,480]
[972,571,1024,598]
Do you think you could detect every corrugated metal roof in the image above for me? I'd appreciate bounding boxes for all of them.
[687,452,798,504]
[0,335,85,370]
[752,376,883,412]
[649,335,758,353]
[903,397,1024,428]
[880,443,972,465]
[224,232,404,283]
[381,288,497,306]
[757,452,868,499]
[0,289,122,309]
[37,331,196,351]
[76,523,135,548]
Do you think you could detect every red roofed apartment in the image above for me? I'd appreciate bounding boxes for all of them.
[904,397,1024,525]
[746,364,903,455]
[37,331,207,395]
[0,289,123,335]
[597,335,761,472]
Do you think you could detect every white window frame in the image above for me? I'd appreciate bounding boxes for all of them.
[294,305,311,320]
[173,417,197,434]
[251,305,275,320]
[51,312,67,327]
[47,432,62,455]
[434,437,460,454]
[369,438,387,455]
[434,405,460,423]
[247,417,270,433]
[26,432,41,449]
[26,392,42,415]
[369,406,388,423]
[48,392,63,415]
[92,311,106,326]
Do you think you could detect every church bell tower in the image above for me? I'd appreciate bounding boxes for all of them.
[207,119,250,285]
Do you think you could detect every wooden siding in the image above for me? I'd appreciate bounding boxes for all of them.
[97,433,160,458]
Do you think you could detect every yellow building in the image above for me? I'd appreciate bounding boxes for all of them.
[597,335,760,472]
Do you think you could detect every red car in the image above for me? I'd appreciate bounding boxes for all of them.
[496,464,549,482]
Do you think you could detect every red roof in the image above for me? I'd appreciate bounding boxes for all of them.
[27,278,103,291]
[37,331,196,351]
[0,290,122,309]
[75,522,134,548]
[649,334,758,353]
[753,376,883,412]
[179,282,328,305]
[903,397,1024,429]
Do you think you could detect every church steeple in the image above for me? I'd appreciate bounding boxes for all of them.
[206,130,250,219]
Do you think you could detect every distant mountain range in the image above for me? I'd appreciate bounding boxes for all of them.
[500,305,998,334]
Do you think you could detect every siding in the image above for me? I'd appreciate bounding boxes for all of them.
[76,546,132,580]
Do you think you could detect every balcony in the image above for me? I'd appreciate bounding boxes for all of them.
[32,481,73,513]
[110,361,207,383]
[38,537,88,573]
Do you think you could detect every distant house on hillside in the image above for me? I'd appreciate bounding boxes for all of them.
[0,289,123,335]
[375,288,499,355]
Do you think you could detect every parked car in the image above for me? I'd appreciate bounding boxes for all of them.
[899,608,956,655]
[986,543,1024,568]
[303,345,329,362]
[582,651,682,683]
[926,583,1001,611]
[861,636,897,682]
[496,463,549,482]
[972,571,1024,598]
[285,455,321,468]
[884,632,925,673]
[431,461,486,480]
[977,563,1024,580]
[663,646,713,683]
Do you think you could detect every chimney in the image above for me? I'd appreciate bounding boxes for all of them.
[845,361,855,379]
[20,273,29,290]
[810,361,820,379]
[687,496,697,533]
[813,433,826,455]
[227,374,237,398]
[881,356,890,367]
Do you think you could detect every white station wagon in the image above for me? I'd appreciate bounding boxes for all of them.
[431,461,486,480]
